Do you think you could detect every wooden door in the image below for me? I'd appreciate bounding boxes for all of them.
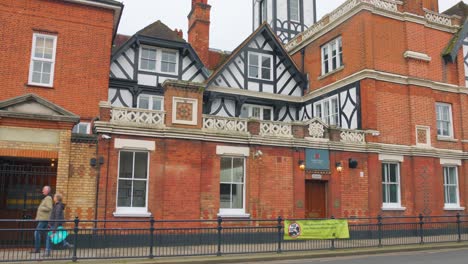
[305,181,327,219]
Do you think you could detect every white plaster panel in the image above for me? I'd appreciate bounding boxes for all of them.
[115,138,155,151]
[379,154,404,162]
[117,55,133,79]
[138,74,157,86]
[216,146,250,157]
[277,0,288,22]
[440,159,462,166]
[0,127,59,144]
[263,83,274,94]
[303,0,316,26]
[110,63,127,79]
[247,82,260,92]
[463,37,468,87]
[125,48,135,63]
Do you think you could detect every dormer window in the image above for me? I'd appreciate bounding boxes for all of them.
[289,0,300,22]
[139,46,178,75]
[321,37,343,75]
[248,52,272,81]
[161,50,177,73]
[140,47,157,72]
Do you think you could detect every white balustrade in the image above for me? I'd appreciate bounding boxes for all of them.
[111,107,165,127]
[260,121,293,137]
[425,10,452,26]
[308,122,326,139]
[340,130,366,143]
[203,115,248,134]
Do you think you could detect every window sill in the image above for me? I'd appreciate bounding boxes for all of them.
[26,83,54,89]
[444,206,465,211]
[437,137,458,142]
[113,211,152,218]
[381,206,406,211]
[318,66,344,80]
[217,213,251,219]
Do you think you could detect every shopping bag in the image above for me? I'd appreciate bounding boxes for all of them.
[47,226,68,245]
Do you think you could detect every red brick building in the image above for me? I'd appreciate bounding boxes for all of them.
[92,0,468,223]
[0,0,122,221]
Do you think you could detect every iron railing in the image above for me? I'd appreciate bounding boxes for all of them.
[1,214,468,262]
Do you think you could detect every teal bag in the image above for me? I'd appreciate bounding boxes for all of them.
[47,226,68,245]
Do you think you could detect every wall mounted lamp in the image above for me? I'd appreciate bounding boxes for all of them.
[298,160,305,171]
[336,162,343,172]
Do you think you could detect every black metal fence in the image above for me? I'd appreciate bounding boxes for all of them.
[1,214,468,262]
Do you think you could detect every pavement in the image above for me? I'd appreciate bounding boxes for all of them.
[14,242,468,264]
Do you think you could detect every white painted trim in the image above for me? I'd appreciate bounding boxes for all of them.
[247,51,273,81]
[440,159,462,166]
[28,33,57,87]
[313,95,340,126]
[403,51,431,62]
[217,213,251,218]
[113,211,152,218]
[114,138,155,151]
[435,102,454,138]
[379,154,404,162]
[216,146,250,157]
[172,97,198,125]
[443,207,465,211]
[381,207,406,211]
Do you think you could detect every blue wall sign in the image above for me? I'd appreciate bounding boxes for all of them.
[305,149,330,171]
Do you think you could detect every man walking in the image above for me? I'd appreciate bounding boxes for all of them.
[31,186,53,254]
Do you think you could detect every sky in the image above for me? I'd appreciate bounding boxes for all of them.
[116,0,464,51]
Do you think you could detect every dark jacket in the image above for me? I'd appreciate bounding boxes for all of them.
[49,202,65,230]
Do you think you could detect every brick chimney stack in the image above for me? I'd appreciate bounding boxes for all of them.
[174,28,183,39]
[188,0,211,66]
[403,0,439,15]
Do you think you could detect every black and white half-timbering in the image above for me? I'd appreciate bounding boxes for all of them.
[463,36,468,87]
[301,83,361,129]
[206,24,307,122]
[108,21,208,108]
[252,0,316,43]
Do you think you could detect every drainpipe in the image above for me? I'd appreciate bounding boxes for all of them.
[91,116,100,229]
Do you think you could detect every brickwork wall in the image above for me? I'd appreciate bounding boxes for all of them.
[66,141,98,221]
[0,0,115,120]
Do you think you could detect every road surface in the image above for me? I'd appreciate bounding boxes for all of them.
[240,248,468,264]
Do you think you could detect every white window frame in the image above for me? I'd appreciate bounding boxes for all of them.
[443,166,461,209]
[248,52,273,81]
[160,49,178,74]
[72,122,91,134]
[139,46,179,75]
[436,102,454,139]
[289,0,300,22]
[313,95,340,126]
[139,46,158,72]
[114,150,151,217]
[28,33,57,87]
[382,162,403,210]
[137,94,164,111]
[219,156,247,217]
[241,104,273,121]
[321,37,343,76]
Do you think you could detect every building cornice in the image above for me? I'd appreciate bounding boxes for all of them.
[286,0,459,54]
[207,69,467,104]
[95,121,468,160]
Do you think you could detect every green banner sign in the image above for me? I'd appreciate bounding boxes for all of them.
[284,219,350,240]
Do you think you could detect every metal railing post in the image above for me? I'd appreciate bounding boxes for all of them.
[149,217,155,259]
[331,215,335,250]
[456,213,461,243]
[419,214,424,244]
[377,215,383,247]
[72,217,79,262]
[217,216,223,256]
[277,216,283,253]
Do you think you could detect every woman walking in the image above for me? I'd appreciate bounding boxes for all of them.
[44,193,73,257]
